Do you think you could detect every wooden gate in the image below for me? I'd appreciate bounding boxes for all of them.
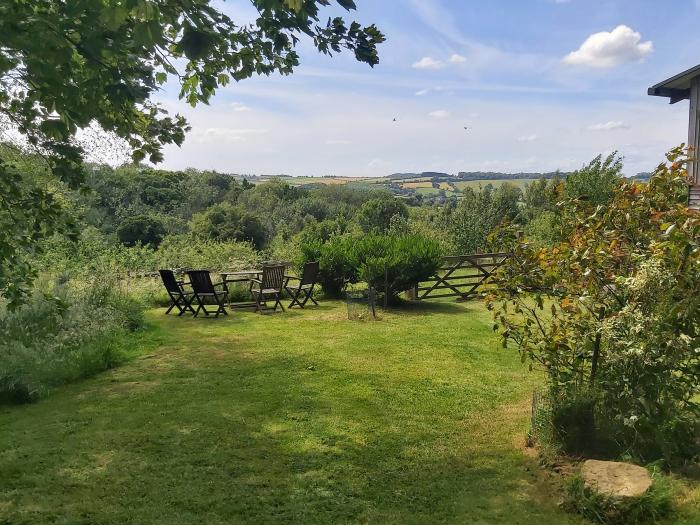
[413,252,510,301]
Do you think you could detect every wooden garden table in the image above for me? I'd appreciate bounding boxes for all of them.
[220,270,262,309]
[220,269,262,284]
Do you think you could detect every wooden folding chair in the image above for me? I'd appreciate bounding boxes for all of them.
[284,261,320,308]
[159,269,195,316]
[250,265,285,313]
[186,270,229,317]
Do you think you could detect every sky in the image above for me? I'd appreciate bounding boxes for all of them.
[156,0,700,177]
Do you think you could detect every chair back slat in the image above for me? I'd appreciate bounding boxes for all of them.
[301,261,320,285]
[187,270,215,294]
[159,269,182,293]
[262,265,285,290]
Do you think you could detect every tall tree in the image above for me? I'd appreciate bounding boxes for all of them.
[0,0,384,304]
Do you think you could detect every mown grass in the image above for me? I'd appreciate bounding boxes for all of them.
[0,301,696,524]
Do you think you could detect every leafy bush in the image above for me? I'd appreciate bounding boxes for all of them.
[0,278,145,403]
[489,147,700,464]
[550,389,598,455]
[355,197,409,234]
[355,234,443,304]
[445,183,521,254]
[116,214,166,247]
[566,470,673,524]
[300,233,442,302]
[564,152,622,207]
[299,236,359,298]
[37,231,259,277]
[523,210,561,247]
[189,202,267,249]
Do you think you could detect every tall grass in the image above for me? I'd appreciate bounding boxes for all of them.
[37,231,259,277]
[0,277,145,403]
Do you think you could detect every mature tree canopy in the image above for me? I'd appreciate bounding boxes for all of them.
[190,203,267,249]
[117,214,167,247]
[355,197,409,234]
[0,0,383,305]
[0,0,384,182]
[564,152,622,207]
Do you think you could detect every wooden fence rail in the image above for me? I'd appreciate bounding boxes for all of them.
[413,252,511,301]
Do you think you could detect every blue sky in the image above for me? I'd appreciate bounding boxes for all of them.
[157,0,700,177]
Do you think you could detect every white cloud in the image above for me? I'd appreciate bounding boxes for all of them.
[230,102,251,112]
[563,25,653,68]
[449,54,467,64]
[517,134,538,142]
[587,121,630,131]
[428,110,450,118]
[408,0,548,73]
[191,127,267,143]
[415,89,429,96]
[412,56,444,70]
[158,72,687,179]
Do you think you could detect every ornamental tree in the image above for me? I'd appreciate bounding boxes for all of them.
[488,146,699,462]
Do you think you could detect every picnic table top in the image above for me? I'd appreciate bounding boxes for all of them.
[221,269,262,277]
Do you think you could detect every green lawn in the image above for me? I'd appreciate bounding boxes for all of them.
[0,301,696,524]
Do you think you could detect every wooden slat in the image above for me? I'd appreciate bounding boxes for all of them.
[414,253,510,301]
[689,78,700,186]
[690,185,700,211]
[417,283,486,291]
[420,274,497,283]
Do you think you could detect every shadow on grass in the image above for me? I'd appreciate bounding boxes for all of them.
[386,298,477,316]
[0,337,571,525]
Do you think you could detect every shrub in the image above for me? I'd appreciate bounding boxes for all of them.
[355,197,409,234]
[489,147,700,464]
[523,210,561,247]
[299,233,442,302]
[550,389,598,455]
[299,236,359,298]
[0,278,145,403]
[445,183,520,254]
[564,152,622,207]
[37,231,259,277]
[566,470,674,524]
[116,214,166,247]
[189,202,267,249]
[355,234,442,304]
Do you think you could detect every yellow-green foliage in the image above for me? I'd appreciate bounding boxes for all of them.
[489,147,700,463]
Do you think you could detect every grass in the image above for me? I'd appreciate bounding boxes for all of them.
[0,301,696,524]
[566,470,674,525]
[402,181,434,189]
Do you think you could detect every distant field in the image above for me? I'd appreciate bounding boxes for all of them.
[247,175,541,195]
[397,177,432,184]
[415,187,444,196]
[402,181,434,189]
[275,177,359,186]
[454,178,538,190]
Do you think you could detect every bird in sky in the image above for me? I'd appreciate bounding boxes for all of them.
[393,118,397,122]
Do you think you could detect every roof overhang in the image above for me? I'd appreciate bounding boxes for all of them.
[648,64,700,104]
